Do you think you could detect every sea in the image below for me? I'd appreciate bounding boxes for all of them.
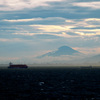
[0,66,100,100]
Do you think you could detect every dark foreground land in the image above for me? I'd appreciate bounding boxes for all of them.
[0,67,100,100]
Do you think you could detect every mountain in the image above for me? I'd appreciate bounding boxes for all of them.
[77,54,100,66]
[37,46,80,58]
[85,54,100,63]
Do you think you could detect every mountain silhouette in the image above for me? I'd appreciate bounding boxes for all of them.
[37,46,80,58]
[85,54,100,63]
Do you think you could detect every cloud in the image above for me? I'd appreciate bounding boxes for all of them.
[73,2,100,9]
[2,18,99,39]
[1,17,100,39]
[13,32,77,39]
[0,38,24,42]
[0,0,63,11]
[0,0,100,64]
[85,18,100,21]
[30,25,75,32]
[13,33,37,36]
[75,31,100,36]
[2,17,66,25]
[74,47,100,55]
[3,18,42,22]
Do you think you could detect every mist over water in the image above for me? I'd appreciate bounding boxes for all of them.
[0,67,100,100]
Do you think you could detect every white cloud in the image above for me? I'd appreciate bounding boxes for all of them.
[3,18,42,22]
[13,33,37,36]
[0,38,24,42]
[75,31,100,36]
[2,17,65,23]
[0,0,63,11]
[2,17,100,39]
[30,25,75,32]
[73,2,100,9]
[85,18,100,22]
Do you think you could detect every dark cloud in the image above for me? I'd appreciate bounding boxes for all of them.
[0,0,100,21]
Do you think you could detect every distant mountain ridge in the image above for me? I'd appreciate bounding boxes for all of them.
[85,54,100,63]
[37,46,80,58]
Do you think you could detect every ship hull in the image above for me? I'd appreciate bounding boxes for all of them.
[8,64,28,68]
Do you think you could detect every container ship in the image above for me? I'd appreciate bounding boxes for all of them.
[8,62,28,68]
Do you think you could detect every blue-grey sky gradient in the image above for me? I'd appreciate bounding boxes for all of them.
[0,0,100,64]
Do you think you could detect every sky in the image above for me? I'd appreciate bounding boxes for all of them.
[0,0,100,64]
